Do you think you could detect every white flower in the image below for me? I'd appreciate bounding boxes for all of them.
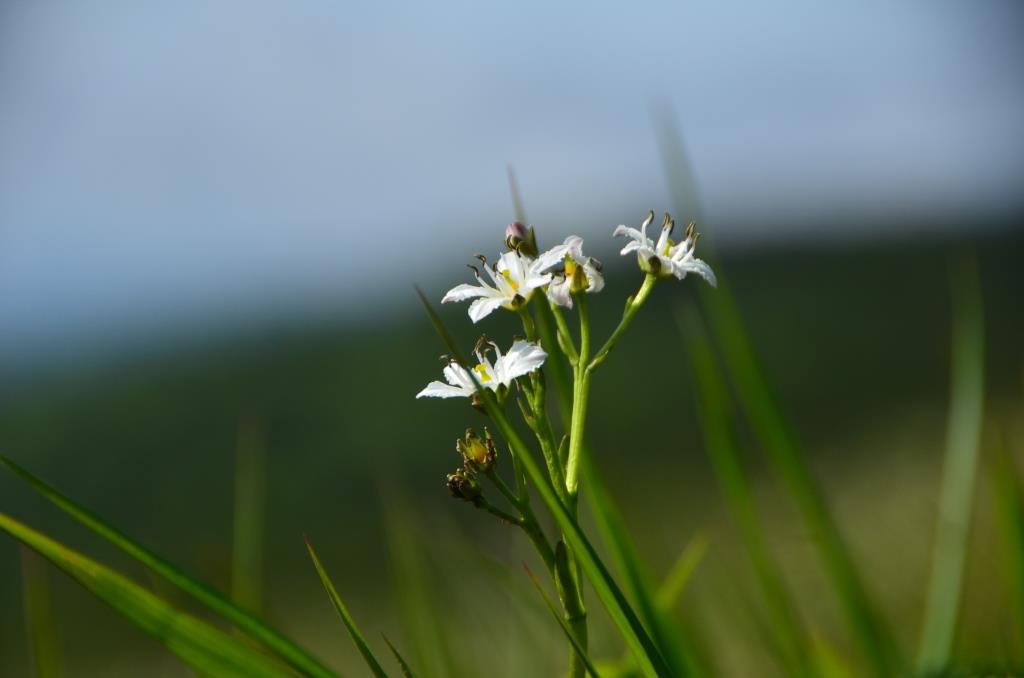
[533,235,605,308]
[442,251,552,323]
[416,339,547,399]
[613,212,717,286]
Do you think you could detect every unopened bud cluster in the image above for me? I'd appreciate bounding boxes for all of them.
[446,427,497,502]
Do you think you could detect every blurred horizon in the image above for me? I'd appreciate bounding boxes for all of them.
[2,1,1023,366]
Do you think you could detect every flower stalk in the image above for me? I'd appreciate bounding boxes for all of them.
[418,211,714,678]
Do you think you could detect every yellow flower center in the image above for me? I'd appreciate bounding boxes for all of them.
[564,258,578,276]
[473,364,492,382]
[501,270,519,291]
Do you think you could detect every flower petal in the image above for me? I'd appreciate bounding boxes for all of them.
[546,276,573,308]
[468,296,506,323]
[442,283,488,303]
[532,243,570,273]
[416,380,470,398]
[497,340,547,384]
[674,258,717,287]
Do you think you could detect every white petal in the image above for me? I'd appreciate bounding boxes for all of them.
[523,271,553,290]
[619,241,643,256]
[416,381,470,398]
[497,340,548,384]
[583,261,604,293]
[468,296,506,323]
[546,277,573,308]
[442,283,487,303]
[532,243,570,273]
[675,256,716,284]
[613,225,644,241]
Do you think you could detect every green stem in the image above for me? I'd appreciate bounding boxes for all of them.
[565,294,593,502]
[589,273,657,371]
[518,306,537,342]
[472,496,522,526]
[483,470,555,572]
[549,301,579,365]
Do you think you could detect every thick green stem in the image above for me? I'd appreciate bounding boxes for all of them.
[565,294,593,502]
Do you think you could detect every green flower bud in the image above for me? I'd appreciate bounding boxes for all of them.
[457,427,497,473]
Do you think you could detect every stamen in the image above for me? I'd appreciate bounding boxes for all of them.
[642,210,655,229]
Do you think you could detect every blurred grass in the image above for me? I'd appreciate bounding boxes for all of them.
[20,546,61,678]
[0,511,296,678]
[917,259,986,673]
[683,306,811,677]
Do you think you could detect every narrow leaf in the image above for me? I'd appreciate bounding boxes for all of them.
[583,456,698,677]
[305,537,389,678]
[20,546,61,678]
[416,287,672,678]
[0,512,294,678]
[0,455,335,678]
[682,305,811,677]
[525,566,604,678]
[382,635,417,678]
[656,108,898,676]
[655,534,708,612]
[917,258,986,673]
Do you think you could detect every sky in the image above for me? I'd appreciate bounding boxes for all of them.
[1,1,1022,363]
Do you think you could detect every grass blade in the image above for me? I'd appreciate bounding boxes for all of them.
[681,305,811,677]
[655,534,708,611]
[582,456,699,677]
[416,287,672,678]
[656,108,897,676]
[381,635,416,678]
[304,537,389,678]
[20,546,62,678]
[525,566,604,678]
[0,512,294,678]
[0,454,335,678]
[703,277,898,676]
[917,258,986,673]
[993,442,1024,655]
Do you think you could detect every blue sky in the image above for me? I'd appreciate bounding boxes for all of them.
[1,1,1022,362]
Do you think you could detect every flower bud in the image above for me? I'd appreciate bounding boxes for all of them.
[446,468,481,502]
[457,427,497,473]
[505,222,539,258]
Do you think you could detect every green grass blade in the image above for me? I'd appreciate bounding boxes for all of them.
[416,288,673,678]
[20,546,62,678]
[382,498,460,677]
[655,108,897,675]
[993,443,1024,655]
[304,537,389,678]
[702,278,897,676]
[655,534,708,611]
[582,456,697,677]
[681,305,811,677]
[232,416,267,614]
[0,454,335,678]
[381,635,416,678]
[917,258,986,673]
[0,512,294,678]
[525,566,604,678]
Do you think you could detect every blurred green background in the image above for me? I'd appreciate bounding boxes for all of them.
[1,1,1023,676]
